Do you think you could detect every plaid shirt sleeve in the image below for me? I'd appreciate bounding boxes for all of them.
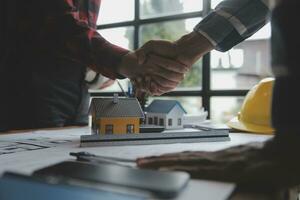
[194,0,271,52]
[40,0,129,79]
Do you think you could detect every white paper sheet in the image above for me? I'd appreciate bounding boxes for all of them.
[0,127,272,200]
[0,127,89,155]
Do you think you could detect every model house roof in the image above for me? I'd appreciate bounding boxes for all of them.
[145,100,187,114]
[90,97,144,119]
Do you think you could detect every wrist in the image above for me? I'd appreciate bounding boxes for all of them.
[118,52,138,78]
[175,31,214,65]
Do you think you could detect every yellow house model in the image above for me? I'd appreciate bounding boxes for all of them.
[90,95,144,135]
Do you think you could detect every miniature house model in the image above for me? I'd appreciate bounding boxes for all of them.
[145,100,186,129]
[90,95,144,134]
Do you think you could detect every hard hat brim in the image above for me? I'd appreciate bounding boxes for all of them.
[227,117,274,135]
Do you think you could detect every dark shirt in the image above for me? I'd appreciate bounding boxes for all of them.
[0,0,129,131]
[270,0,300,136]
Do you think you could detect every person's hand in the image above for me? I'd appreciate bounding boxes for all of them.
[136,142,266,182]
[118,32,214,96]
[137,139,300,188]
[175,31,214,66]
[132,32,214,95]
[118,45,188,96]
[137,32,214,68]
[132,40,186,96]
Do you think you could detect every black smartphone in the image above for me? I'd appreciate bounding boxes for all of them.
[33,161,190,198]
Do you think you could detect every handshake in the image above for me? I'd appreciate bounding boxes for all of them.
[118,32,213,96]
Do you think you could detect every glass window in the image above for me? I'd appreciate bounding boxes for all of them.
[140,18,202,89]
[148,117,153,124]
[98,27,134,50]
[159,118,164,126]
[154,117,158,125]
[211,24,272,90]
[94,0,254,121]
[97,0,134,25]
[210,97,244,123]
[140,0,203,19]
[178,118,182,126]
[105,124,114,134]
[140,18,201,45]
[126,124,135,133]
[168,119,173,126]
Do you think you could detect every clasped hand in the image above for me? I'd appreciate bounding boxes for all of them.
[118,32,213,96]
[119,40,191,96]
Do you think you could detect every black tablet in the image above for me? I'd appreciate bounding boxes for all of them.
[33,161,190,198]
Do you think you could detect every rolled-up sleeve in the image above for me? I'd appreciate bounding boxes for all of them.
[194,0,270,52]
[39,0,129,79]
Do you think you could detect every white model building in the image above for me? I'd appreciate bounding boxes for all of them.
[145,100,187,130]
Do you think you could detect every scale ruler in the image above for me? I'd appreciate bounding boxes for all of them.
[80,129,230,147]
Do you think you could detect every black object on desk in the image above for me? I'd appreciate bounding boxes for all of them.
[33,160,190,198]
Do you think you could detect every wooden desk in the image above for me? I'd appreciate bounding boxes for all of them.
[0,127,278,199]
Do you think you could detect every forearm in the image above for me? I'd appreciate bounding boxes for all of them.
[175,31,214,66]
[89,33,129,79]
[41,0,129,80]
[194,0,271,52]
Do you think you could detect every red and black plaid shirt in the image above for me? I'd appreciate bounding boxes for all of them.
[58,0,129,79]
[13,0,129,79]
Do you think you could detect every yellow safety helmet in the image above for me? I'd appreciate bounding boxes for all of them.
[227,78,275,134]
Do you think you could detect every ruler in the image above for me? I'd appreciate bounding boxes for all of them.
[80,129,230,147]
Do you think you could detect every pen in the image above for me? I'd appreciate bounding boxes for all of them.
[117,80,129,97]
[183,124,213,131]
[70,152,136,167]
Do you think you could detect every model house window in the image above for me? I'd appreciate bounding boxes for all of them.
[168,119,172,126]
[93,0,272,124]
[154,117,158,125]
[159,118,164,126]
[178,118,182,126]
[127,124,135,133]
[148,117,153,124]
[105,124,114,134]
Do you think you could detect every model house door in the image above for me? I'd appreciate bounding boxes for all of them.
[105,124,114,134]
